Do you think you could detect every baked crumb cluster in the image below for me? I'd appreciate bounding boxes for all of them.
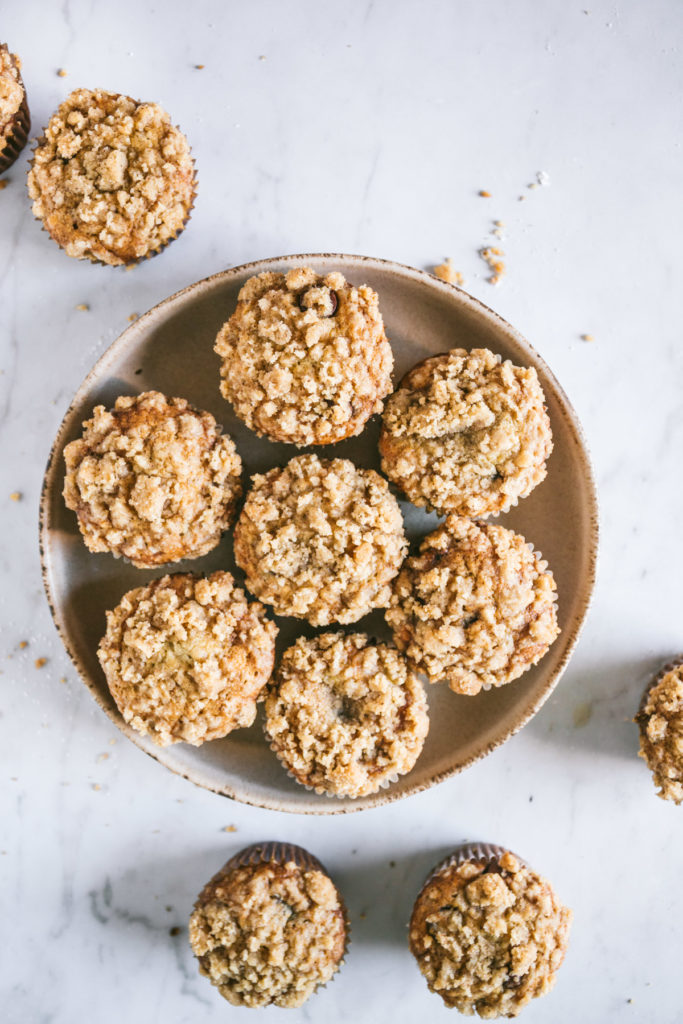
[28,89,195,265]
[189,858,346,1007]
[409,850,571,1018]
[636,661,683,803]
[387,516,559,694]
[234,454,407,626]
[380,348,552,517]
[265,633,429,797]
[63,391,242,567]
[0,45,23,135]
[97,571,277,746]
[214,266,393,446]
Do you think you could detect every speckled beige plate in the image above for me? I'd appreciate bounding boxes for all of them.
[40,254,598,814]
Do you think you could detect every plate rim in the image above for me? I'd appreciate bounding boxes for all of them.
[39,251,599,815]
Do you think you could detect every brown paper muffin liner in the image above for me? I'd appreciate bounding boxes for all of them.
[635,655,683,722]
[195,840,351,975]
[29,145,196,267]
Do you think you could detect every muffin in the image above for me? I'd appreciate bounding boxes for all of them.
[0,44,30,174]
[265,632,429,798]
[379,348,552,517]
[97,571,277,746]
[233,454,407,626]
[28,89,195,265]
[635,658,683,803]
[410,842,571,1018]
[386,516,559,695]
[63,391,242,567]
[189,841,348,1008]
[214,266,393,445]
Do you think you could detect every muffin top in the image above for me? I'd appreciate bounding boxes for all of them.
[233,454,407,626]
[63,391,242,568]
[386,516,559,694]
[0,45,24,135]
[636,660,683,803]
[28,89,195,265]
[379,348,552,517]
[410,850,571,1018]
[214,266,394,446]
[97,572,277,747]
[265,632,429,798]
[190,855,346,1008]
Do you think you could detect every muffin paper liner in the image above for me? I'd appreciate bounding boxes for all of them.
[635,656,683,722]
[28,129,196,266]
[194,841,351,993]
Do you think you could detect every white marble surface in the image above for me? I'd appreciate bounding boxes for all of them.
[2,1,682,1021]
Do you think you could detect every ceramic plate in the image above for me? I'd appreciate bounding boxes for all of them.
[40,254,598,814]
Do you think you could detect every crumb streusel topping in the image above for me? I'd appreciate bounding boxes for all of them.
[28,89,195,265]
[386,516,559,694]
[265,632,429,798]
[379,348,552,517]
[0,45,23,134]
[214,266,394,446]
[233,454,407,626]
[410,851,571,1018]
[636,661,683,803]
[63,391,242,568]
[97,572,277,747]
[190,859,346,1007]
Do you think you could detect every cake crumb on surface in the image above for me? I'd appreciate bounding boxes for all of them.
[479,245,506,285]
[127,312,139,322]
[18,641,28,649]
[57,68,67,77]
[0,180,7,191]
[75,303,89,311]
[10,491,21,501]
[35,657,47,669]
[478,189,491,197]
[223,825,238,833]
[433,258,464,286]
[581,333,595,342]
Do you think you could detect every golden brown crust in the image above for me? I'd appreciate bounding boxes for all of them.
[189,856,346,1007]
[233,454,407,626]
[97,571,277,747]
[63,391,242,568]
[379,348,552,517]
[386,516,559,694]
[636,660,683,803]
[214,266,393,446]
[0,45,23,136]
[28,89,195,265]
[265,632,429,797]
[409,850,571,1018]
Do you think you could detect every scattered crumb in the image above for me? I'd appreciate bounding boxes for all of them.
[127,312,139,322]
[34,657,47,669]
[478,189,491,197]
[10,492,21,501]
[166,905,173,912]
[57,68,67,77]
[389,860,396,868]
[0,180,8,191]
[18,641,28,649]
[92,783,102,791]
[626,998,633,1005]
[169,926,181,936]
[258,55,267,61]
[536,170,551,187]
[195,64,205,70]
[359,911,367,920]
[528,182,539,190]
[109,738,117,745]
[97,752,110,763]
[60,677,67,684]
[479,245,506,285]
[529,795,534,802]
[517,195,526,202]
[433,258,464,287]
[75,303,89,312]
[581,333,595,343]
[223,824,238,833]
[573,702,593,728]
[491,221,505,240]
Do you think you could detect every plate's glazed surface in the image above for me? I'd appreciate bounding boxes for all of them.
[39,254,598,813]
